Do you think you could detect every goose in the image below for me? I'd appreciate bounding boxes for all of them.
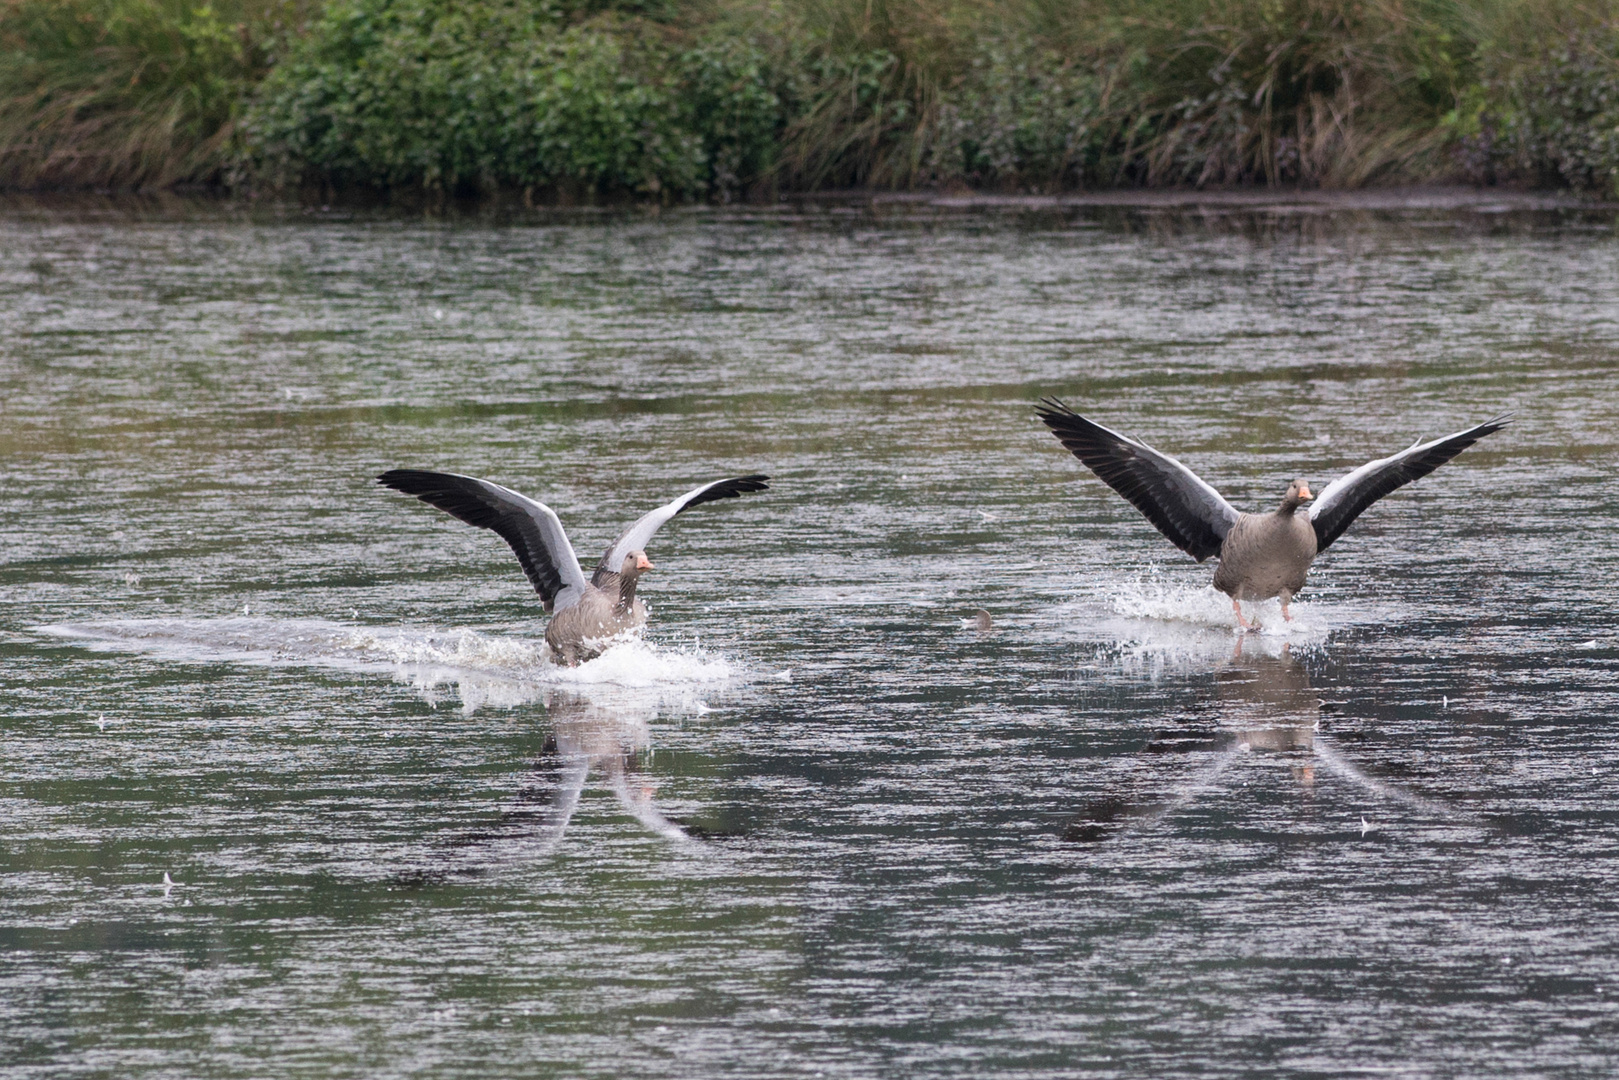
[1034,400,1509,628]
[378,470,769,664]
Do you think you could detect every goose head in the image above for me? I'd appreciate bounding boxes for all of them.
[1280,478,1314,512]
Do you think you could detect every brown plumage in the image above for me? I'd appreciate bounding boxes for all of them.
[1034,400,1510,628]
[542,550,653,666]
[1210,479,1319,626]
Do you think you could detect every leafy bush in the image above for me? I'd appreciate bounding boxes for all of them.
[932,41,1107,189]
[1489,33,1619,193]
[245,0,782,198]
[679,38,782,196]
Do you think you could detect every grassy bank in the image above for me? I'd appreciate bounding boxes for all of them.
[4,0,1619,197]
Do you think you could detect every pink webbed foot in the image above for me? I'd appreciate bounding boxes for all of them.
[1231,597,1258,631]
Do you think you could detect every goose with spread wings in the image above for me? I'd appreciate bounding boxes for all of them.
[1034,400,1509,629]
[378,470,770,664]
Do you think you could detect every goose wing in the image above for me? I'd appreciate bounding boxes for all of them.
[1308,415,1511,552]
[594,475,770,584]
[378,469,589,612]
[1036,398,1239,562]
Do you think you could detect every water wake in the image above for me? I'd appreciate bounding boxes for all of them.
[1312,738,1472,821]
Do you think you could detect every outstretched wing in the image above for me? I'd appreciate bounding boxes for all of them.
[377,469,589,612]
[1036,398,1239,562]
[595,475,770,584]
[1308,415,1511,552]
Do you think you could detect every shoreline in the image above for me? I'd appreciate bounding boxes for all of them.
[2,184,1613,222]
[793,185,1619,213]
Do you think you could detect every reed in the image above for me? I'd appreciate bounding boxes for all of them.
[751,0,1606,190]
[0,0,298,189]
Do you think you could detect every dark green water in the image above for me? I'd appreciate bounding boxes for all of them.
[3,196,1617,1078]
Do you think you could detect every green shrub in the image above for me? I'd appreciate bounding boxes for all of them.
[678,38,782,196]
[248,0,665,194]
[245,0,784,198]
[1490,33,1619,193]
[932,41,1107,189]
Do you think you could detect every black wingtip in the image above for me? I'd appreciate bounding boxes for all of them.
[1035,398,1085,437]
[673,473,773,515]
[1035,399,1119,447]
[377,468,440,493]
[711,474,770,496]
[725,474,771,494]
[1034,396,1075,419]
[1444,413,1514,447]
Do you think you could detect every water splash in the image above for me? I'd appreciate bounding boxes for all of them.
[1053,580,1329,679]
[36,617,736,715]
[1103,579,1326,637]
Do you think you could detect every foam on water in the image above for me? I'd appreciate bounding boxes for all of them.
[1052,579,1331,679]
[1103,578,1326,635]
[36,617,738,715]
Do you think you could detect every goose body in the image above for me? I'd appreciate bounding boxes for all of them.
[1035,400,1509,628]
[378,470,769,663]
[1212,505,1318,604]
[543,553,651,666]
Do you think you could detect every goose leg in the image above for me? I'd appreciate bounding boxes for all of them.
[1279,589,1294,623]
[1231,597,1257,631]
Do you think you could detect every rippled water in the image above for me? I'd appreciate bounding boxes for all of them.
[3,194,1618,1077]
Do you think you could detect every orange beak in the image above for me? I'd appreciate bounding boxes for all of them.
[636,553,654,571]
[1298,484,1313,501]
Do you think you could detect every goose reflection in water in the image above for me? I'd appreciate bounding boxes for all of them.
[404,690,708,882]
[1218,637,1317,776]
[1065,640,1456,843]
[512,689,695,847]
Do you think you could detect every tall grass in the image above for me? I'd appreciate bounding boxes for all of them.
[0,0,296,189]
[729,0,1619,191]
[749,0,1593,190]
[1080,0,1473,186]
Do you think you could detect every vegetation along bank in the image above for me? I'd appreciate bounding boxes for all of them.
[4,0,1619,200]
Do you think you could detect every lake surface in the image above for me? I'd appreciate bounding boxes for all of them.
[2,193,1617,1078]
